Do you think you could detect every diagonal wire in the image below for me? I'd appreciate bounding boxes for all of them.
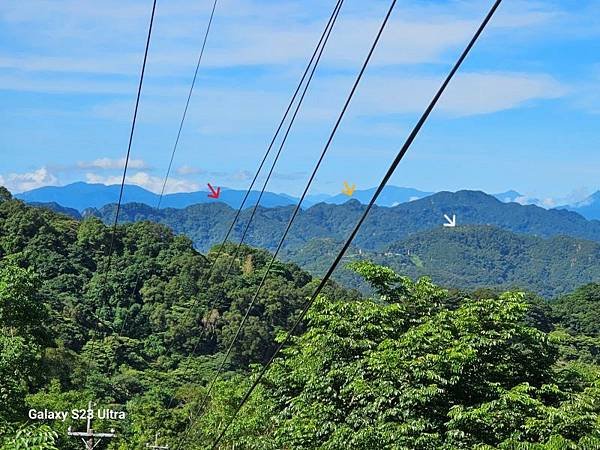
[207,0,504,447]
[176,0,400,446]
[159,0,345,412]
[88,0,157,335]
[102,0,158,287]
[157,0,218,210]
[117,0,219,338]
[85,0,157,367]
[173,0,346,438]
[156,0,345,352]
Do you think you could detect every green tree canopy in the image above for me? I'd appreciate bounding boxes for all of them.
[201,262,600,449]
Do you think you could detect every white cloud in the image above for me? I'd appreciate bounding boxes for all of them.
[0,0,566,92]
[77,157,148,170]
[0,0,564,74]
[85,171,200,194]
[0,167,59,193]
[177,165,205,175]
[0,73,135,95]
[562,187,592,206]
[512,187,593,209]
[362,72,568,117]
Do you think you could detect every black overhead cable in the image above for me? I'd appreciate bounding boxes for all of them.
[176,0,400,446]
[157,0,218,210]
[176,0,346,435]
[159,0,344,365]
[152,0,344,418]
[216,0,349,284]
[117,0,219,338]
[208,0,504,447]
[192,0,345,280]
[169,0,345,444]
[103,0,157,283]
[161,0,344,413]
[84,0,157,380]
[92,0,157,338]
[164,0,345,424]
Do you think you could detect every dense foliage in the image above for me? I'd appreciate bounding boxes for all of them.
[1,189,600,449]
[89,190,600,252]
[0,193,350,449]
[189,262,600,449]
[87,193,600,297]
[283,225,600,298]
[552,283,600,336]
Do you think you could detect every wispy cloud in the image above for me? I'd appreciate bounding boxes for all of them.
[85,171,200,194]
[77,157,149,170]
[512,187,593,209]
[0,168,59,193]
[2,0,598,198]
[176,165,206,176]
[301,71,569,120]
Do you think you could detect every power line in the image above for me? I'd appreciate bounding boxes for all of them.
[157,0,218,210]
[209,0,395,407]
[171,0,345,324]
[207,0,503,447]
[175,0,401,446]
[217,1,348,284]
[84,0,157,344]
[158,0,346,413]
[154,0,346,356]
[174,0,345,439]
[117,0,219,338]
[102,0,158,286]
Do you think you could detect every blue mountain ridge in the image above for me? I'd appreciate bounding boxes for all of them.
[15,183,433,211]
[17,182,595,215]
[560,191,600,221]
[15,182,297,212]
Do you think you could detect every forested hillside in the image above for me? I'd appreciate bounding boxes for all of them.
[2,187,600,448]
[287,226,600,298]
[84,193,600,297]
[0,187,354,448]
[88,191,600,253]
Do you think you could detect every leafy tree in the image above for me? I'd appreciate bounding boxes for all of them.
[206,262,600,449]
[0,423,59,450]
[0,335,40,422]
[0,186,12,202]
[0,262,46,342]
[552,283,600,336]
[0,262,46,422]
[2,187,600,448]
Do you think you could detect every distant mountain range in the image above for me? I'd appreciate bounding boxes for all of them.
[84,190,600,251]
[81,191,600,298]
[320,186,433,206]
[15,182,435,211]
[493,189,600,221]
[561,191,600,221]
[16,183,600,220]
[18,186,600,297]
[15,182,298,211]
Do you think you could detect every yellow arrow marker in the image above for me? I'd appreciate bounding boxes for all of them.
[342,181,356,196]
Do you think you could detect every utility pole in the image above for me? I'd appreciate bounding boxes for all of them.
[146,433,169,449]
[68,401,116,450]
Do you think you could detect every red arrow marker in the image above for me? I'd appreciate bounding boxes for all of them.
[207,183,221,199]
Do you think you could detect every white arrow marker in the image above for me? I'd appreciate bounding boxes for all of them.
[443,214,456,228]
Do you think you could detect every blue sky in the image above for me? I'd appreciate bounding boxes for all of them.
[1,0,599,206]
